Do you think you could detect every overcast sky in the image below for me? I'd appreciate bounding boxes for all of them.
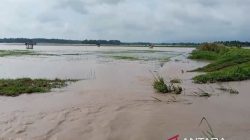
[0,0,249,42]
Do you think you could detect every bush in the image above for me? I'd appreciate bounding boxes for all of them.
[188,50,219,60]
[198,43,228,53]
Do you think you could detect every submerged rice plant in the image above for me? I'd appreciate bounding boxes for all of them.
[0,78,78,96]
[152,73,182,94]
[199,117,216,138]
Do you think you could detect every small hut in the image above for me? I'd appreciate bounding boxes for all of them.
[25,42,36,49]
[149,44,154,49]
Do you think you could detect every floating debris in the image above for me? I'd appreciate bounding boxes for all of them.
[217,86,239,94]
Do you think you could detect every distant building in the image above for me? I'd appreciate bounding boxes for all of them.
[149,44,154,48]
[25,41,36,49]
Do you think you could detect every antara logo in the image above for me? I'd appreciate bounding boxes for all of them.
[168,135,225,140]
[168,135,179,140]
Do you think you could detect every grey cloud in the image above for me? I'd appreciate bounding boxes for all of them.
[0,0,249,42]
[100,0,126,5]
[56,0,125,15]
[57,0,88,14]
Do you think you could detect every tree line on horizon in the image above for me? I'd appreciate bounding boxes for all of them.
[0,38,82,44]
[0,38,249,47]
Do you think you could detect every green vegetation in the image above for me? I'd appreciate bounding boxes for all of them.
[159,57,170,62]
[188,43,228,60]
[0,38,82,44]
[153,77,169,93]
[214,40,250,48]
[188,50,219,60]
[153,76,182,94]
[107,50,173,61]
[0,50,35,57]
[0,78,77,96]
[110,55,139,60]
[170,78,182,83]
[1,38,250,47]
[189,43,250,83]
[0,50,56,57]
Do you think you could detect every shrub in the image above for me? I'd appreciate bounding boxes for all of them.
[198,43,228,53]
[153,77,170,93]
[153,76,183,94]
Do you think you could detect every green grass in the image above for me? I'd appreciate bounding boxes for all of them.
[195,48,250,72]
[189,44,250,83]
[0,50,36,57]
[193,62,250,83]
[188,50,220,60]
[0,78,77,96]
[188,43,228,60]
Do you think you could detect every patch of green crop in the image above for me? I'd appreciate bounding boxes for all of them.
[0,50,36,57]
[193,63,250,83]
[189,44,250,83]
[195,48,250,72]
[0,78,77,96]
[188,43,229,60]
[188,50,220,60]
[110,55,139,60]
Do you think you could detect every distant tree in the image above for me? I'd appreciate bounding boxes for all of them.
[214,40,248,47]
[81,40,121,45]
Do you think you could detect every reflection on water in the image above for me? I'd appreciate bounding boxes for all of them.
[0,44,193,79]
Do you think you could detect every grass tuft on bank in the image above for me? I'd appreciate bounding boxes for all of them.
[189,43,250,83]
[153,76,182,94]
[0,78,77,96]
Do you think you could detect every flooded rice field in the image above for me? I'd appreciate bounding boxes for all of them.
[0,44,249,140]
[0,44,184,79]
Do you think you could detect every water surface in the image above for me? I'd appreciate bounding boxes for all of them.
[0,44,192,79]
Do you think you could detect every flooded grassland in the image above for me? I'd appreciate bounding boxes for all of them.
[0,44,249,140]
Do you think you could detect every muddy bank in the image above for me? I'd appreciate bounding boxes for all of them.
[0,46,249,140]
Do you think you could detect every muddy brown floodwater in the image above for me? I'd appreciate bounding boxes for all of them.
[0,44,249,140]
